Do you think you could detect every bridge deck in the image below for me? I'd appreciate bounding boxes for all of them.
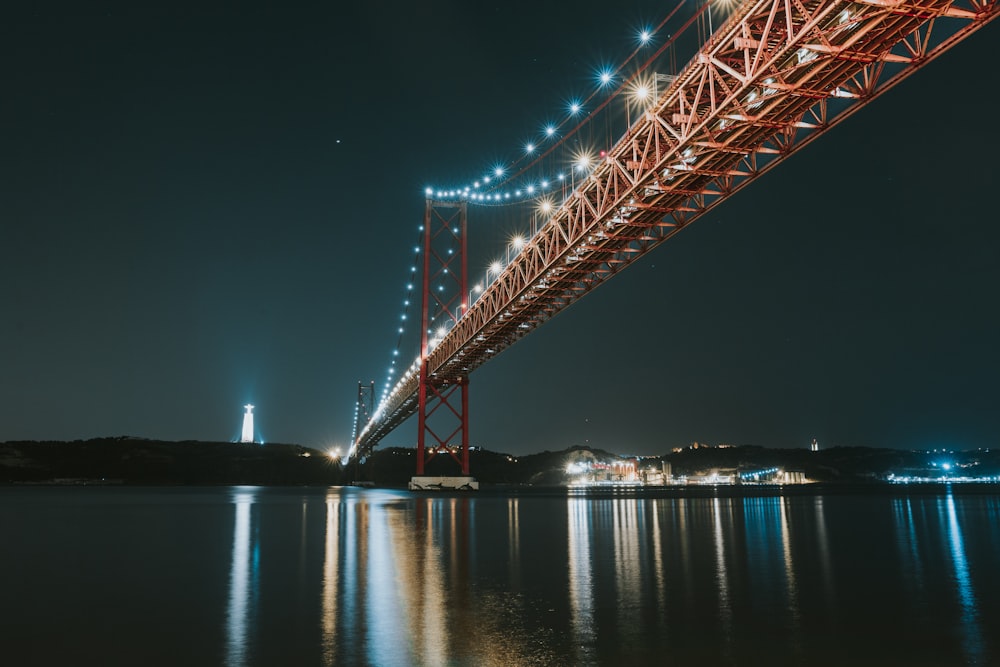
[357,0,998,451]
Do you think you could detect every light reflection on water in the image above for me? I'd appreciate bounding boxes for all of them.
[568,497,595,665]
[225,487,257,667]
[943,491,983,665]
[2,486,998,666]
[712,497,733,653]
[321,492,338,666]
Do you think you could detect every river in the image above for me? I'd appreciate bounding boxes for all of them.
[1,485,997,666]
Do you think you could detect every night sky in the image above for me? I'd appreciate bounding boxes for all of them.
[3,2,997,456]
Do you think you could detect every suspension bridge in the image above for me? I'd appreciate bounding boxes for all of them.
[349,0,998,487]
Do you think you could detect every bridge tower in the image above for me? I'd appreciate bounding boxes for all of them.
[412,199,478,490]
[352,380,375,454]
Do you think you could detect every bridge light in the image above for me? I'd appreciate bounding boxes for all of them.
[569,101,582,115]
[525,143,535,154]
[638,28,652,44]
[511,235,525,250]
[545,125,556,137]
[598,68,613,86]
[425,187,433,195]
[489,261,503,275]
[494,166,505,177]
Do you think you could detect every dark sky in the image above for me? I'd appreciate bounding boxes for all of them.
[2,2,997,455]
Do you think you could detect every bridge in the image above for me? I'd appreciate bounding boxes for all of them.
[350,0,997,484]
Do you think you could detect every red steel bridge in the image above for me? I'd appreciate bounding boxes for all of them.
[352,0,997,475]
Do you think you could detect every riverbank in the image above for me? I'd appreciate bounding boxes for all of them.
[3,438,996,487]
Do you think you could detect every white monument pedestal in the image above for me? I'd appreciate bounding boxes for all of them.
[408,476,479,491]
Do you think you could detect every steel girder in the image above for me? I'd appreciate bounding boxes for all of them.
[356,0,998,451]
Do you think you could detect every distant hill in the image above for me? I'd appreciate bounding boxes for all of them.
[0,437,340,485]
[2,438,995,486]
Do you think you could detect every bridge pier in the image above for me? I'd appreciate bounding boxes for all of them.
[408,476,479,491]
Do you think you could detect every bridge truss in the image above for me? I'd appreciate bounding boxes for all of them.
[356,0,998,452]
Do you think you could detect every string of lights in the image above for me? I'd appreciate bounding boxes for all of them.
[423,0,711,207]
[362,1,718,439]
[375,226,426,406]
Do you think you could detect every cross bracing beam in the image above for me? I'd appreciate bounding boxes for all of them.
[356,0,997,450]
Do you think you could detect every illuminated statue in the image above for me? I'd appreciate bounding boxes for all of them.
[241,405,255,444]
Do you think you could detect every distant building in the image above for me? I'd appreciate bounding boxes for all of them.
[241,405,255,444]
[811,438,819,452]
[783,470,807,484]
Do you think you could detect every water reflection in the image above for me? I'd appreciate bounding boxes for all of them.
[400,498,448,665]
[612,497,641,642]
[893,497,925,610]
[567,498,595,664]
[225,488,258,667]
[650,501,666,614]
[711,497,732,650]
[778,500,799,607]
[17,483,1000,667]
[742,496,801,642]
[893,491,989,666]
[366,497,411,665]
[813,497,835,607]
[321,492,339,666]
[213,488,999,666]
[508,498,520,588]
[942,491,983,664]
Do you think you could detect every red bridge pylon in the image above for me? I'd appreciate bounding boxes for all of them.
[416,199,470,476]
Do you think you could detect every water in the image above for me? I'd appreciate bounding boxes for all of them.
[2,485,998,666]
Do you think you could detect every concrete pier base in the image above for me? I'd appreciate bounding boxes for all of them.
[408,476,479,491]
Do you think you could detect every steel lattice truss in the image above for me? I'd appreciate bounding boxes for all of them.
[357,0,998,450]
